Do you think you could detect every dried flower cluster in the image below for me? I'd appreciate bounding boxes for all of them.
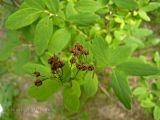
[70,43,89,56]
[33,43,94,87]
[33,71,42,87]
[48,55,65,74]
[70,43,94,71]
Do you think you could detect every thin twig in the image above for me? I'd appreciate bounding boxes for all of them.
[98,81,110,97]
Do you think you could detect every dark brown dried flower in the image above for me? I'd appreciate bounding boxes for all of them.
[87,65,94,71]
[76,64,83,70]
[70,57,76,64]
[34,79,42,87]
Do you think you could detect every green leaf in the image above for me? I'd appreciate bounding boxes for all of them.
[6,8,42,30]
[113,0,138,9]
[138,10,150,21]
[132,28,153,38]
[83,72,98,97]
[63,92,80,112]
[71,80,81,98]
[28,79,60,101]
[66,1,77,18]
[142,2,160,12]
[63,81,81,112]
[133,87,147,96]
[108,46,133,66]
[154,52,160,67]
[25,0,45,9]
[110,70,132,109]
[40,52,52,66]
[23,63,51,76]
[92,37,133,68]
[34,16,53,55]
[68,13,99,26]
[48,28,71,53]
[154,106,160,120]
[117,60,160,76]
[98,0,109,5]
[44,0,59,13]
[75,0,102,13]
[13,47,30,74]
[0,31,20,61]
[62,63,71,83]
[141,98,155,108]
[92,37,109,69]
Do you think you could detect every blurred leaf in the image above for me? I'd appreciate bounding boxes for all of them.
[13,47,30,74]
[154,106,160,120]
[142,2,160,12]
[83,72,98,97]
[110,70,132,109]
[25,0,45,9]
[132,28,153,38]
[28,79,60,101]
[40,52,52,66]
[62,63,71,83]
[75,0,102,13]
[108,46,133,66]
[154,52,160,67]
[6,8,42,30]
[63,81,80,112]
[133,87,147,96]
[0,31,20,61]
[141,98,155,108]
[66,1,77,18]
[34,16,53,55]
[92,37,109,69]
[48,28,71,53]
[138,10,150,21]
[23,63,51,76]
[117,60,160,76]
[68,13,99,26]
[113,0,138,9]
[92,37,133,68]
[44,0,59,13]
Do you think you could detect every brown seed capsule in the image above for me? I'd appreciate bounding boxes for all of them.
[48,55,59,64]
[80,48,89,55]
[82,64,88,71]
[72,48,79,56]
[34,79,42,87]
[33,71,40,77]
[70,57,76,64]
[59,61,65,68]
[51,63,58,71]
[75,43,83,51]
[87,65,94,71]
[76,64,83,70]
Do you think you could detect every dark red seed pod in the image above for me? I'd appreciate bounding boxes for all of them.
[87,65,94,71]
[33,71,40,77]
[70,57,76,64]
[80,48,89,55]
[76,64,82,70]
[59,61,65,68]
[34,79,42,87]
[75,43,83,51]
[51,63,58,71]
[72,48,79,56]
[82,64,88,71]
